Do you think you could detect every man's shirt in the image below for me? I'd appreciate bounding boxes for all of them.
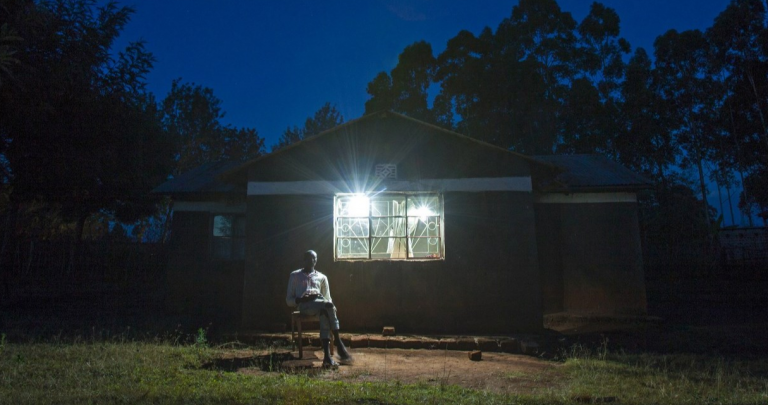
[286,269,332,307]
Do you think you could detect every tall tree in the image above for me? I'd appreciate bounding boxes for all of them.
[365,41,437,123]
[654,29,719,226]
[707,0,768,217]
[273,102,344,151]
[0,0,174,236]
[161,79,264,175]
[616,48,676,186]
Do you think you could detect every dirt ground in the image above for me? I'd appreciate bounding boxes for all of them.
[232,347,563,394]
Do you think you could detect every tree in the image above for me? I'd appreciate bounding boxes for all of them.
[616,48,676,186]
[0,0,174,238]
[654,29,719,226]
[707,0,768,216]
[365,41,437,123]
[161,79,264,175]
[272,102,344,151]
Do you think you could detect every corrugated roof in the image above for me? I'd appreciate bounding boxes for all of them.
[533,154,652,191]
[152,161,243,195]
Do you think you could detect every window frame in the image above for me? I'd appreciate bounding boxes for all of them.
[210,213,246,261]
[333,192,445,261]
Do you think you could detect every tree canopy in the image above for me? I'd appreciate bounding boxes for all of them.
[0,0,174,230]
[365,0,768,224]
[272,102,344,151]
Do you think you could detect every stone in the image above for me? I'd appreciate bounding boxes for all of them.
[520,339,539,355]
[500,338,520,353]
[477,338,500,352]
[468,350,482,361]
[382,326,396,336]
[456,338,477,351]
[349,335,369,348]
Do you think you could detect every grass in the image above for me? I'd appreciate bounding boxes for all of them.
[559,341,768,404]
[0,333,766,404]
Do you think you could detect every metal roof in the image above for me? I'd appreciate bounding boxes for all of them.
[533,154,652,191]
[220,111,556,181]
[152,161,243,195]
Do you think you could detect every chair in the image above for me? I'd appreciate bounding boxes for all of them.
[291,311,333,359]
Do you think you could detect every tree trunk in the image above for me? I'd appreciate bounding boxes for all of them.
[726,183,735,226]
[696,157,711,236]
[746,68,768,152]
[160,199,174,245]
[716,180,724,222]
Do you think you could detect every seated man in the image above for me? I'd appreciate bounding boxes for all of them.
[286,250,353,367]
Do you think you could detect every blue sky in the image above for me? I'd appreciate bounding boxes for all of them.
[116,0,730,145]
[115,0,757,226]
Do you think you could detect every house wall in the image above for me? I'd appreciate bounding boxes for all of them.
[241,191,542,334]
[166,211,244,328]
[535,196,647,316]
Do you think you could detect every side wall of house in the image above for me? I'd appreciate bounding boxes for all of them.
[535,197,647,315]
[166,211,244,328]
[241,191,542,334]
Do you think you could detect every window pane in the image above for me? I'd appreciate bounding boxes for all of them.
[371,217,406,237]
[407,195,440,218]
[371,237,407,259]
[371,196,405,217]
[336,217,369,237]
[409,237,441,259]
[336,195,370,217]
[213,215,233,237]
[337,238,369,258]
[407,216,440,238]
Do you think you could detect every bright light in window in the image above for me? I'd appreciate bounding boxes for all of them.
[348,194,370,217]
[409,205,435,223]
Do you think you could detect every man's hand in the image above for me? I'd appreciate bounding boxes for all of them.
[295,294,320,305]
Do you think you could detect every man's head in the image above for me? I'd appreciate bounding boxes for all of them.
[303,250,317,271]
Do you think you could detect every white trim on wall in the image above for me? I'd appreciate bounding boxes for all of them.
[247,177,532,195]
[173,201,247,213]
[535,192,637,204]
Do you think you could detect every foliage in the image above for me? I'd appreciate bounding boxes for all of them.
[365,0,768,225]
[272,102,344,151]
[365,41,437,124]
[161,79,265,176]
[0,0,174,230]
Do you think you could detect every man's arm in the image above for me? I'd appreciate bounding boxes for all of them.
[320,274,332,303]
[286,273,298,307]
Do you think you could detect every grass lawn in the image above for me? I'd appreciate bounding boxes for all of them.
[1,332,766,405]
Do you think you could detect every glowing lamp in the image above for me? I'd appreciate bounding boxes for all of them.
[348,194,370,217]
[410,206,435,223]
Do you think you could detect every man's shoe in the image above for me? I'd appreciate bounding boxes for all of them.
[322,358,339,369]
[336,349,354,365]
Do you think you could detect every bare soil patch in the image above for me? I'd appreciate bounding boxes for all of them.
[229,347,563,394]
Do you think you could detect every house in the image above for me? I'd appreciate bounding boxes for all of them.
[154,111,651,333]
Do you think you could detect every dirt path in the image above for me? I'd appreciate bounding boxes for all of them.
[234,348,564,394]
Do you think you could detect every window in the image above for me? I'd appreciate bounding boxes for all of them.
[211,214,246,260]
[334,193,443,260]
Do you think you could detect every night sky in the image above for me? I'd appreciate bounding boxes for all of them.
[116,0,731,147]
[114,0,750,224]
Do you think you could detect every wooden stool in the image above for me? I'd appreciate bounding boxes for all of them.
[291,311,334,359]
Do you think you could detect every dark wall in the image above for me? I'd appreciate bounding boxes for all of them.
[241,191,543,334]
[166,212,244,328]
[535,201,647,316]
[534,204,564,314]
